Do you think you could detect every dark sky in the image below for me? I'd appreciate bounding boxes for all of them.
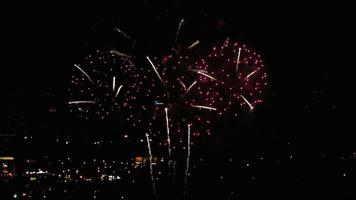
[3,0,353,142]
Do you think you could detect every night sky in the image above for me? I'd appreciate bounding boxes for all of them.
[1,1,355,199]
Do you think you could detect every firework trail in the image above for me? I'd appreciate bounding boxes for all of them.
[114,85,123,98]
[154,101,164,106]
[147,56,164,84]
[184,81,197,95]
[187,68,209,74]
[244,69,258,81]
[113,27,136,45]
[112,76,116,92]
[183,124,191,197]
[174,18,184,43]
[191,104,217,111]
[109,50,132,58]
[145,133,158,199]
[190,70,217,81]
[68,100,96,105]
[236,47,241,74]
[164,107,172,169]
[73,64,94,84]
[187,40,200,50]
[240,95,254,110]
[177,78,187,90]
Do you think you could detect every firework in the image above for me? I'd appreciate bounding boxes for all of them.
[68,19,268,199]
[140,38,268,198]
[68,50,147,126]
[193,38,268,116]
[143,54,216,142]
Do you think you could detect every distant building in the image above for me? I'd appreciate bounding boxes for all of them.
[0,134,16,180]
[0,156,15,179]
[134,156,158,165]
